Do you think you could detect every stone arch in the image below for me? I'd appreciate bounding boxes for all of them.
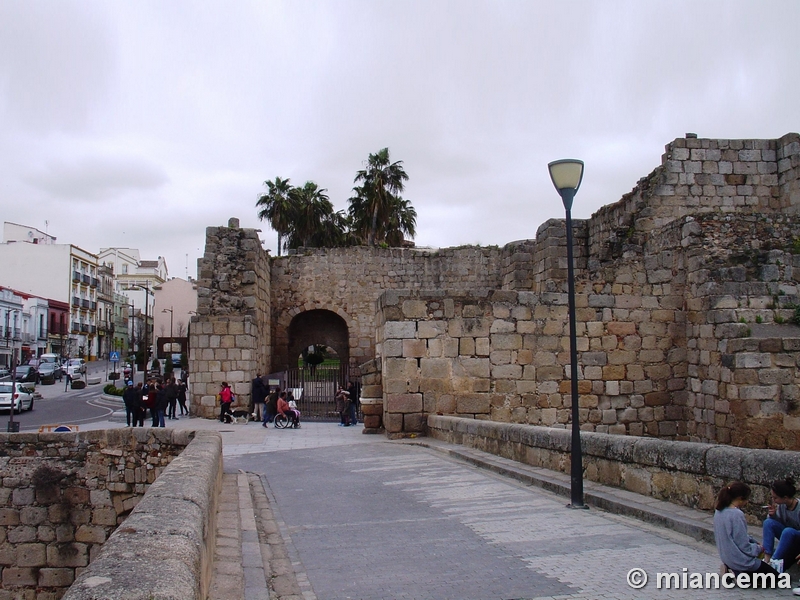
[287,309,350,368]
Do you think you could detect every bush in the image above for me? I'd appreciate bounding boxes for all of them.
[103,384,124,396]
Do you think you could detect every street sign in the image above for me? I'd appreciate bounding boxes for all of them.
[110,351,120,362]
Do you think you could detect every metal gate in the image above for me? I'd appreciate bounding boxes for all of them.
[280,364,358,422]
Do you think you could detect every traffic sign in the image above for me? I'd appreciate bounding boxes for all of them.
[110,351,120,362]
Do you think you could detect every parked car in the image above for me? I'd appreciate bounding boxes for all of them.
[37,362,63,383]
[11,365,38,384]
[0,381,35,412]
[0,367,8,379]
[64,358,86,378]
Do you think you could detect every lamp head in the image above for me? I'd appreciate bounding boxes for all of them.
[548,159,584,211]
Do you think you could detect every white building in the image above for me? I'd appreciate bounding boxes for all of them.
[0,235,99,360]
[98,248,168,363]
[153,278,197,360]
[0,287,24,368]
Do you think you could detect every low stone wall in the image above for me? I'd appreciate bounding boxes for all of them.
[63,430,222,600]
[429,415,800,522]
[0,429,221,600]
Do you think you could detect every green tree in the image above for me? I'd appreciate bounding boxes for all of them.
[256,176,293,256]
[285,181,348,249]
[349,148,414,246]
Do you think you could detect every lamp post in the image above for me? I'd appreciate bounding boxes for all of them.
[125,282,152,374]
[162,307,174,352]
[548,158,586,509]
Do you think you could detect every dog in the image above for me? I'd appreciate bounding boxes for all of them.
[230,409,251,424]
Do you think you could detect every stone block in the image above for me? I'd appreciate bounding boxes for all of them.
[383,321,417,339]
[386,394,423,414]
[403,413,426,433]
[456,395,491,414]
[402,339,427,358]
[383,413,404,433]
[2,567,38,587]
[402,300,428,318]
[420,358,451,378]
[16,543,46,567]
[38,567,74,588]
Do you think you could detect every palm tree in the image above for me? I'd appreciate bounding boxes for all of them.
[256,176,293,256]
[285,181,337,249]
[349,148,410,246]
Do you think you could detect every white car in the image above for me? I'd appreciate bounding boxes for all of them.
[0,381,35,412]
[64,358,86,378]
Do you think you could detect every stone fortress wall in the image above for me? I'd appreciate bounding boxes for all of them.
[0,429,202,599]
[189,134,800,451]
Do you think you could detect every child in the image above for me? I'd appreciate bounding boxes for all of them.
[713,481,779,581]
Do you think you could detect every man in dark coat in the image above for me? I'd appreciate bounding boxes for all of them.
[122,381,139,427]
[252,374,268,423]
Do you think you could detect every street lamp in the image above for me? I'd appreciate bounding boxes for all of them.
[124,282,152,374]
[162,307,174,350]
[548,158,586,509]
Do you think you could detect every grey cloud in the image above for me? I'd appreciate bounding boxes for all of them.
[23,156,169,201]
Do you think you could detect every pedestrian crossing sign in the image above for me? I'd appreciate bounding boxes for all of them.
[110,351,120,362]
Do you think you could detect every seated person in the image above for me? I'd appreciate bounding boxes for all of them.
[277,392,300,428]
[763,477,800,572]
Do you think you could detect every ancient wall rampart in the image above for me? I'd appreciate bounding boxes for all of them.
[269,245,504,371]
[191,218,271,418]
[0,429,201,598]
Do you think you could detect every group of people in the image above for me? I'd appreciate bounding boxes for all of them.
[714,476,800,590]
[122,376,189,427]
[335,382,359,426]
[231,375,301,427]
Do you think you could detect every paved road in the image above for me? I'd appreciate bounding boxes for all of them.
[227,431,783,600]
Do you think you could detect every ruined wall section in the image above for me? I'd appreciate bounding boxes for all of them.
[269,246,503,371]
[683,212,800,448]
[191,218,271,418]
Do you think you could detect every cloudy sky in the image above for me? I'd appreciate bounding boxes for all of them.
[1,1,797,280]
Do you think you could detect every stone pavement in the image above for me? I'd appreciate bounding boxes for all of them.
[75,414,798,599]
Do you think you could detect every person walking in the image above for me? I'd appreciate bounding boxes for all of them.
[133,382,146,427]
[252,373,267,423]
[64,371,72,391]
[177,379,189,416]
[165,377,179,420]
[155,384,168,427]
[219,382,233,423]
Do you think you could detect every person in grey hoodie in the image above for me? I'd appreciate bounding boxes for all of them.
[714,481,779,580]
[763,477,800,570]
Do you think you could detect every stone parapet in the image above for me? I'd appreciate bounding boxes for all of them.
[0,428,209,599]
[429,415,799,522]
[62,430,222,600]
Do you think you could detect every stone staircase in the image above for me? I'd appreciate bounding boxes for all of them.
[208,472,311,600]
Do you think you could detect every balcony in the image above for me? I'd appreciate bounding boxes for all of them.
[81,299,91,309]
[21,332,34,343]
[90,301,97,311]
[72,322,81,333]
[72,271,82,283]
[72,296,81,307]
[90,277,98,288]
[80,324,89,333]
[38,328,48,340]
[90,325,97,334]
[82,274,91,285]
